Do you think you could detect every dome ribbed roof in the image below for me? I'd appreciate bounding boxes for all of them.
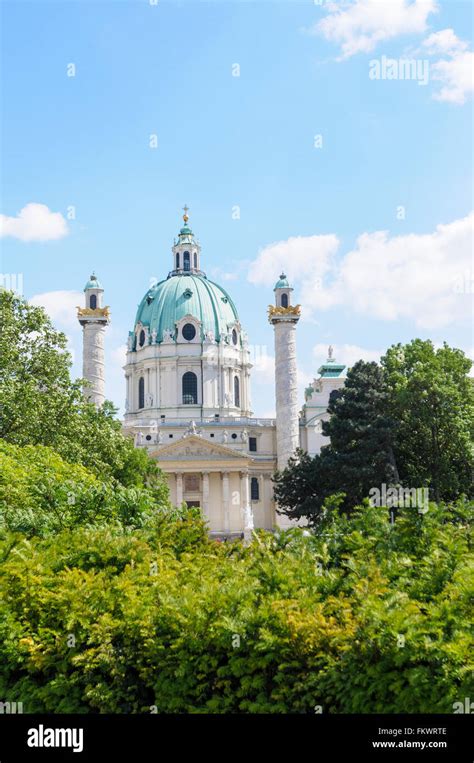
[134,273,239,343]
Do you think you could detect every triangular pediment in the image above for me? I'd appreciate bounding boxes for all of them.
[150,434,251,461]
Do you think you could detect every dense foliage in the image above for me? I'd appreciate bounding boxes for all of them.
[274,342,474,524]
[1,290,472,714]
[0,498,472,713]
[0,291,159,487]
[0,441,169,537]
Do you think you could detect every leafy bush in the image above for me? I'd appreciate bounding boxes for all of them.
[0,499,472,713]
[0,441,170,537]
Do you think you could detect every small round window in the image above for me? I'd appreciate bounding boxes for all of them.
[182,323,196,341]
[139,329,145,347]
[232,329,238,345]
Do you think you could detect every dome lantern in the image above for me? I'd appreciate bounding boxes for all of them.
[273,272,293,309]
[171,205,203,275]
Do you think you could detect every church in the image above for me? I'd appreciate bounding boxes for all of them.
[77,209,346,538]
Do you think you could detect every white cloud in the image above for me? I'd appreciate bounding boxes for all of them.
[110,343,127,367]
[0,203,69,242]
[418,29,474,104]
[422,28,468,55]
[430,50,474,105]
[248,213,473,330]
[315,0,437,59]
[252,351,275,386]
[248,234,339,303]
[251,350,310,418]
[29,290,83,330]
[210,267,239,282]
[313,342,382,368]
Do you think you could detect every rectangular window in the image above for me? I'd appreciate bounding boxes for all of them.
[249,437,257,452]
[251,477,259,501]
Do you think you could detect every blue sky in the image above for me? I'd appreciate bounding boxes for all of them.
[1,0,472,416]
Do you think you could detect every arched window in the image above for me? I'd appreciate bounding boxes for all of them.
[89,294,97,309]
[183,251,190,271]
[138,377,145,409]
[251,477,259,501]
[281,293,288,308]
[193,252,197,269]
[234,376,240,407]
[182,371,197,404]
[176,252,180,269]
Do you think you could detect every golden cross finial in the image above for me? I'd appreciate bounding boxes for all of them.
[182,204,189,223]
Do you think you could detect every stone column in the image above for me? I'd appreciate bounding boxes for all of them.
[240,471,250,527]
[222,471,230,533]
[269,304,301,529]
[272,319,300,470]
[176,473,183,507]
[81,321,108,407]
[202,472,210,524]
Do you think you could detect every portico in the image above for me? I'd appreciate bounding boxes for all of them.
[149,434,275,535]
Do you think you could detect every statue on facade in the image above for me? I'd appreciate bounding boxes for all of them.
[146,392,154,407]
[222,430,229,443]
[205,329,215,343]
[157,429,163,444]
[240,429,248,443]
[328,345,334,360]
[127,334,134,351]
[183,420,202,438]
[244,503,254,531]
[151,328,157,344]
[135,431,144,446]
[243,503,254,545]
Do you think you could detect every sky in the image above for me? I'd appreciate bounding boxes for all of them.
[1,0,473,417]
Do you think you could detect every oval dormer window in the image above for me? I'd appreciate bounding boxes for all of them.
[89,294,97,309]
[182,323,196,341]
[139,329,145,347]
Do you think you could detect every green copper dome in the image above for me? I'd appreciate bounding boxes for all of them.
[134,273,239,344]
[274,273,289,289]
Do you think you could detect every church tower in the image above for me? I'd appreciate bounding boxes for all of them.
[77,273,110,406]
[269,273,301,484]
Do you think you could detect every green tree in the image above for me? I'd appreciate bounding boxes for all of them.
[382,340,474,501]
[274,361,399,523]
[0,290,165,489]
[0,440,169,537]
[275,344,473,524]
